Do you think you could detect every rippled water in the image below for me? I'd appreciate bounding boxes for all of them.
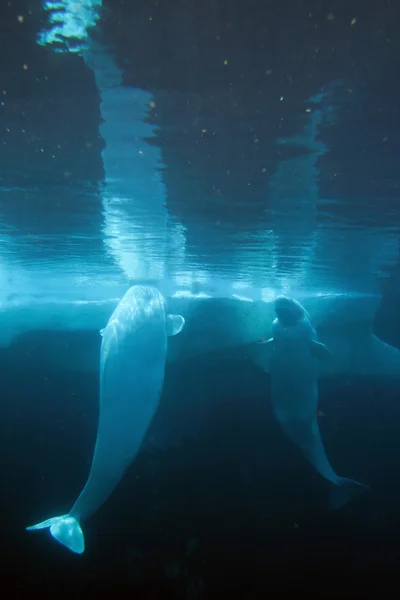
[0,1,399,303]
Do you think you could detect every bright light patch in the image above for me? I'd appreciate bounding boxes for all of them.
[38,0,102,53]
[231,294,253,303]
[171,291,212,300]
[232,281,250,291]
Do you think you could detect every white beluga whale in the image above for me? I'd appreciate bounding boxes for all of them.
[26,285,185,553]
[250,293,400,381]
[264,295,369,509]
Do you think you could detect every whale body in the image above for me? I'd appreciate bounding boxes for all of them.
[267,295,369,509]
[26,285,185,553]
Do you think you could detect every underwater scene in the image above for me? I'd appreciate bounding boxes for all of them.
[1,0,400,596]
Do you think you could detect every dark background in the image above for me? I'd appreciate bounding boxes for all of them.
[1,333,400,596]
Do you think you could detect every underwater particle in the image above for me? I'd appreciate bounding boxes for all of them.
[327,12,335,21]
[17,15,24,23]
[305,108,312,113]
[223,59,228,65]
[351,17,357,26]
[22,64,28,70]
[149,101,156,109]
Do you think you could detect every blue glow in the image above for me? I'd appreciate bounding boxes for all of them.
[38,0,102,53]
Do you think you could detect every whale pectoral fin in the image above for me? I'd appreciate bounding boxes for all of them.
[167,314,185,336]
[27,514,84,554]
[256,337,274,345]
[311,340,332,360]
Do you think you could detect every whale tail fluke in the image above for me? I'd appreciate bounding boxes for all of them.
[26,514,84,554]
[329,477,370,510]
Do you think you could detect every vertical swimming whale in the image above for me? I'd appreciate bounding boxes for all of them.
[263,295,369,509]
[27,285,185,553]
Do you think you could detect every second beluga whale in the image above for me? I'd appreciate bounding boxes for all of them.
[27,285,185,553]
[262,295,369,509]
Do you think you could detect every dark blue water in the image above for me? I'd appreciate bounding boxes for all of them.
[1,313,400,595]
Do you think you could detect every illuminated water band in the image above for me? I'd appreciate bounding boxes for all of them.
[37,0,102,53]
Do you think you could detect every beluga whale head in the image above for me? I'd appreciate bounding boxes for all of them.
[274,295,308,327]
[272,295,316,348]
[272,295,333,362]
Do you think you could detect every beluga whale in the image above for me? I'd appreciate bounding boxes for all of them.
[262,295,369,509]
[27,285,185,553]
